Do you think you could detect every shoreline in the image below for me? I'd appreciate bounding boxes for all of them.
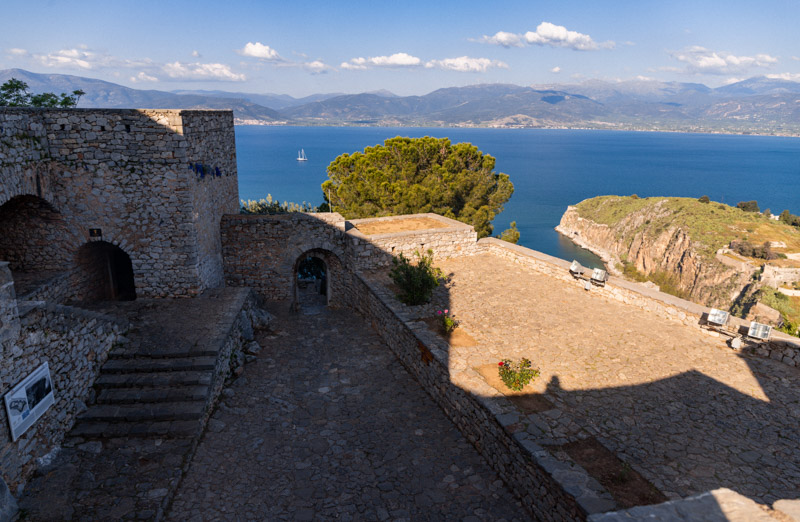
[234,121,800,139]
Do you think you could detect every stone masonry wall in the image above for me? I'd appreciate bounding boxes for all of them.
[0,300,126,490]
[221,212,480,304]
[761,265,800,288]
[0,109,238,298]
[0,263,20,350]
[337,270,612,521]
[347,214,479,270]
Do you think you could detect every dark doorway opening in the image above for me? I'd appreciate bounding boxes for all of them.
[75,241,136,301]
[296,255,328,308]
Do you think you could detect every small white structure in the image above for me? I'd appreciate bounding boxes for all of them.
[569,260,585,277]
[591,268,608,286]
[747,321,772,341]
[707,308,730,327]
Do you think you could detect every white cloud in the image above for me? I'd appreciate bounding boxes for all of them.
[551,66,561,73]
[424,56,507,73]
[26,46,152,71]
[766,72,800,81]
[163,61,246,81]
[670,46,777,75]
[479,31,524,48]
[304,60,333,74]
[191,50,201,58]
[7,48,28,56]
[341,52,421,70]
[130,72,158,83]
[341,57,367,70]
[237,42,281,61]
[477,22,612,51]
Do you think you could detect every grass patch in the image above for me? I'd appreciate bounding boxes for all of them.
[574,196,800,259]
[621,262,690,300]
[758,287,800,336]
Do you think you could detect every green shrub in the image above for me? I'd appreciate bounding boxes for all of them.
[498,221,520,244]
[698,195,710,203]
[736,200,760,213]
[389,249,442,305]
[435,309,459,334]
[498,358,540,391]
[730,240,777,260]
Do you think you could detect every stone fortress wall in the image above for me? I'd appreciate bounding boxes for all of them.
[0,109,240,500]
[2,109,800,520]
[0,108,238,299]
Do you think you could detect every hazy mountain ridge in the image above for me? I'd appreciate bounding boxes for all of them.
[2,68,799,134]
[0,69,282,122]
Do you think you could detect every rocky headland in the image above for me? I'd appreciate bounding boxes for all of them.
[556,196,800,310]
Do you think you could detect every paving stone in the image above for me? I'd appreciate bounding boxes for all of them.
[432,254,800,505]
[167,303,528,521]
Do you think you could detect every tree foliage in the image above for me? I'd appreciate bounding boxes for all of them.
[321,136,514,238]
[736,200,760,213]
[0,78,84,108]
[240,194,319,214]
[498,221,520,244]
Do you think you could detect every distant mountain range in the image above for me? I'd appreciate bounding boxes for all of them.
[2,68,800,134]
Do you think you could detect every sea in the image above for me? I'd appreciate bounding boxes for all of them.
[235,126,800,269]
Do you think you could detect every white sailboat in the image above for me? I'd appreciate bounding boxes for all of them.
[296,149,308,161]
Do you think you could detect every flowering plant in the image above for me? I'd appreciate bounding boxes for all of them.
[435,309,459,334]
[498,358,540,391]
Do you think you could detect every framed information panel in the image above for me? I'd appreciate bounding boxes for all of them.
[4,362,55,442]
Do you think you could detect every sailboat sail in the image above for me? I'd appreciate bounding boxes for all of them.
[297,149,308,161]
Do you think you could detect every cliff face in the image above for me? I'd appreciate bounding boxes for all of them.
[556,204,750,307]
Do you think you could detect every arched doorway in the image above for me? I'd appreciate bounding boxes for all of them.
[296,254,328,308]
[0,195,69,296]
[292,248,345,311]
[73,241,136,302]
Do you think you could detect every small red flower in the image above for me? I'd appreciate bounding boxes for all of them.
[437,310,442,315]
[444,309,449,314]
[498,361,504,366]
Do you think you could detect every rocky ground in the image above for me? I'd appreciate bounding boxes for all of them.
[167,297,527,521]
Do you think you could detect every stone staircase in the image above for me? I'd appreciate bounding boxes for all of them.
[71,357,216,440]
[17,288,264,520]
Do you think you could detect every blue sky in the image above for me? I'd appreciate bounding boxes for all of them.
[2,0,799,96]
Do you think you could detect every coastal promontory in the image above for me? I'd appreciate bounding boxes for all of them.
[557,196,800,331]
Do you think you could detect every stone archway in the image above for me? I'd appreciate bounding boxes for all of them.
[291,248,345,311]
[73,241,137,302]
[0,194,70,296]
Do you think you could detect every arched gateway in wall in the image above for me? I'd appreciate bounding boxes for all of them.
[291,248,345,311]
[73,241,137,302]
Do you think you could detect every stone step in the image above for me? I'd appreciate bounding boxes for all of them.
[108,347,219,359]
[96,385,210,405]
[100,356,217,374]
[94,371,213,389]
[70,419,200,440]
[80,401,206,423]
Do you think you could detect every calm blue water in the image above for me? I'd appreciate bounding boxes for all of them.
[235,126,800,269]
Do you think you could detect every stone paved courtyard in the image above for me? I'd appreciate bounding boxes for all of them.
[167,301,527,521]
[429,253,800,505]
